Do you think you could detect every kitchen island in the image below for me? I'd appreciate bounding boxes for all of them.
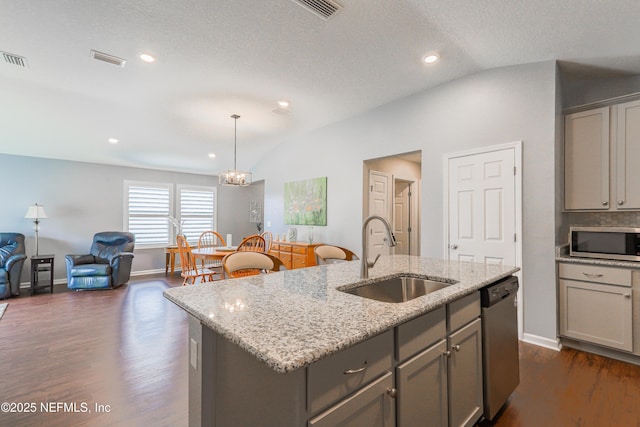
[164,255,519,426]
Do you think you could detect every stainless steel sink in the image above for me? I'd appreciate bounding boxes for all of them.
[339,275,457,303]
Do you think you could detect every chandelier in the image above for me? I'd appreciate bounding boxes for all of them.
[218,114,252,187]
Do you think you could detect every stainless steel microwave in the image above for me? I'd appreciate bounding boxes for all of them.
[570,226,640,262]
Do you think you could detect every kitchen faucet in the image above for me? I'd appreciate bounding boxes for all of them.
[361,215,397,279]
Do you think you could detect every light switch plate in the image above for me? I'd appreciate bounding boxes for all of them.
[190,338,198,369]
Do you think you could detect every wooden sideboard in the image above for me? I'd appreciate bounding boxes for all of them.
[270,241,321,270]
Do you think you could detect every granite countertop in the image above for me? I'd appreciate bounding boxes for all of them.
[163,255,519,373]
[556,244,640,269]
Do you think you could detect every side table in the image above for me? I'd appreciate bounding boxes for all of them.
[31,254,55,296]
[165,245,179,275]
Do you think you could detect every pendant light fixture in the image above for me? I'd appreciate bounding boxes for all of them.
[218,114,252,187]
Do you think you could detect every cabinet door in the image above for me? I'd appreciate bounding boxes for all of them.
[396,339,447,427]
[448,319,483,427]
[292,253,308,269]
[564,107,610,210]
[559,279,633,351]
[616,99,640,210]
[308,371,395,427]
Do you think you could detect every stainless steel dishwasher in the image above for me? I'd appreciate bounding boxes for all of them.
[480,275,520,421]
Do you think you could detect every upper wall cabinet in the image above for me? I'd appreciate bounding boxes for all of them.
[564,107,610,210]
[615,100,640,210]
[564,100,640,211]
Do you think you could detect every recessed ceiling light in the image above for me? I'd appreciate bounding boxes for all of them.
[423,54,440,64]
[277,100,290,108]
[108,138,119,144]
[208,153,216,159]
[139,53,156,63]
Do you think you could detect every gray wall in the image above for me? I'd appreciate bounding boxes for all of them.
[217,180,265,245]
[253,61,559,342]
[0,153,256,283]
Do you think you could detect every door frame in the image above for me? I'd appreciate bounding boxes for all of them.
[443,141,523,338]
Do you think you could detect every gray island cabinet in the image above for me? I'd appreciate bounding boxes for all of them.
[164,255,518,427]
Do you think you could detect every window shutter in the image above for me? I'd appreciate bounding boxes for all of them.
[126,183,171,245]
[178,187,216,243]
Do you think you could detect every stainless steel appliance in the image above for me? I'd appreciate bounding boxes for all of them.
[570,226,640,262]
[480,276,519,421]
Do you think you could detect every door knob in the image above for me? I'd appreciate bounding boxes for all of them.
[450,244,458,250]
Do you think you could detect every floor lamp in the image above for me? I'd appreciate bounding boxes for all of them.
[25,203,48,256]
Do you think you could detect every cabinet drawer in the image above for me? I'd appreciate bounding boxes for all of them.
[396,306,446,362]
[292,245,306,255]
[448,291,480,332]
[559,263,631,287]
[292,254,307,269]
[279,244,292,253]
[271,243,280,251]
[308,330,393,414]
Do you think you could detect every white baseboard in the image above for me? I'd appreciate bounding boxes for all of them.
[522,332,561,351]
[19,268,171,288]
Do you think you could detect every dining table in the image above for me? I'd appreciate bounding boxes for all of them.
[190,246,238,262]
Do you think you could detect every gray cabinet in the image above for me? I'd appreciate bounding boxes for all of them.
[615,99,640,209]
[559,263,633,352]
[309,371,396,427]
[448,318,483,427]
[396,340,448,427]
[564,106,610,210]
[395,292,483,427]
[565,100,640,211]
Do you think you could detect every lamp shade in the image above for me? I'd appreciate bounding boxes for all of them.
[25,204,48,219]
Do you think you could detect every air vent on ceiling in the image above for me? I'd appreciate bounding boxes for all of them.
[2,51,28,68]
[90,50,126,67]
[272,108,292,116]
[291,0,342,20]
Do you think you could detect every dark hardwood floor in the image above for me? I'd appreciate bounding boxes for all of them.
[2,275,640,426]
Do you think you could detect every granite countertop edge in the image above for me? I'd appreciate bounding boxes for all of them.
[164,255,519,374]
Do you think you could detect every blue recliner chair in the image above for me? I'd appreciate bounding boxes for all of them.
[0,233,27,299]
[66,232,135,290]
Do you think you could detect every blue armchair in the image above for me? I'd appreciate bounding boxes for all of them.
[0,233,27,299]
[66,232,135,290]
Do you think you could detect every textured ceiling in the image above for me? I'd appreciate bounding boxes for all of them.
[1,0,640,174]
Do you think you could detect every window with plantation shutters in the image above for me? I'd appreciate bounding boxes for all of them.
[177,185,216,244]
[124,181,173,247]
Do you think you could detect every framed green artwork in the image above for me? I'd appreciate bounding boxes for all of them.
[284,177,327,225]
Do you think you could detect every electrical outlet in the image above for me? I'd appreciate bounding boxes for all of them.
[266,220,271,227]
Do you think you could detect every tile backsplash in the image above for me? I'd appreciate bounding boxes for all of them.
[567,211,640,227]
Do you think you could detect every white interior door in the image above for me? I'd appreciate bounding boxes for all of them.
[447,148,516,266]
[368,170,392,259]
[394,180,412,255]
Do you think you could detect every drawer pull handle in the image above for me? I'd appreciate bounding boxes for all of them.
[386,388,398,398]
[582,272,603,278]
[444,350,451,358]
[625,294,631,298]
[344,362,367,375]
[453,344,461,352]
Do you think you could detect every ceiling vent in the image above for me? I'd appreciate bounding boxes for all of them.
[90,50,126,67]
[291,0,342,20]
[272,108,292,116]
[2,51,28,68]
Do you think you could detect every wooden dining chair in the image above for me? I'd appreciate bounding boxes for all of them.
[237,234,266,252]
[261,231,273,253]
[222,251,286,279]
[314,245,360,265]
[198,230,226,280]
[176,235,215,285]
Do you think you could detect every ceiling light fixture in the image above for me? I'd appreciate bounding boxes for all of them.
[208,153,216,159]
[108,138,119,144]
[218,114,251,187]
[278,100,290,108]
[139,53,156,63]
[423,54,440,64]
